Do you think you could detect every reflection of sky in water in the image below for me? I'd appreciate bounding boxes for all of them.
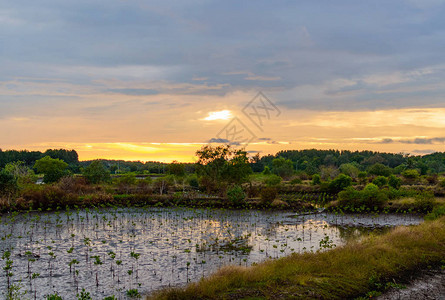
[0,208,423,299]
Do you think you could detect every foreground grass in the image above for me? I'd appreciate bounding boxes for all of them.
[148,216,445,300]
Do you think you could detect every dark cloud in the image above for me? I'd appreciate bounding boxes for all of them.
[2,0,445,116]
[378,137,445,144]
[380,138,394,144]
[208,138,230,143]
[401,137,445,144]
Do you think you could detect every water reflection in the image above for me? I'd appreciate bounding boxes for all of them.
[0,208,423,299]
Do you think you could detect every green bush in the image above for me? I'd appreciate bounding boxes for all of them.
[360,183,387,210]
[414,192,435,213]
[337,183,387,211]
[262,166,271,175]
[187,174,199,189]
[337,186,360,208]
[263,174,282,186]
[328,174,352,193]
[227,185,246,206]
[438,179,445,188]
[115,173,137,185]
[311,174,321,185]
[260,186,278,205]
[401,169,420,182]
[388,175,402,189]
[425,205,445,220]
[372,176,388,188]
[290,177,302,184]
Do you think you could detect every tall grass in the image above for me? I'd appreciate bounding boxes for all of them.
[148,217,445,299]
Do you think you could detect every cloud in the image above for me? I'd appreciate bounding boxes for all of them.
[411,149,437,155]
[2,0,445,159]
[208,138,230,143]
[106,89,159,96]
[401,137,445,144]
[378,137,445,144]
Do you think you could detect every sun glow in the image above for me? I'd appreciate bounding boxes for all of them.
[202,110,232,121]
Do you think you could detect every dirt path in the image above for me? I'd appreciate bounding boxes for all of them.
[377,269,445,300]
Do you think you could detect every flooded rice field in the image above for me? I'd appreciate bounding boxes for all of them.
[0,207,423,299]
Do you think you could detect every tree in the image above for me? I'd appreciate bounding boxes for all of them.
[4,161,37,185]
[372,176,388,188]
[82,160,110,184]
[195,145,252,193]
[271,157,294,178]
[33,156,68,183]
[0,169,18,199]
[168,161,186,177]
[367,163,392,177]
[339,163,360,179]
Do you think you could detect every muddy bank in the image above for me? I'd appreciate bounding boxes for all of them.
[377,269,445,300]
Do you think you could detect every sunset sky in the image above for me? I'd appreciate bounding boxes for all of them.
[1,0,445,162]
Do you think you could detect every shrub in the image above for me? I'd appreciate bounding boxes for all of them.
[187,174,199,189]
[263,174,282,186]
[360,183,387,210]
[438,179,445,188]
[426,174,438,185]
[328,174,352,193]
[4,161,37,186]
[358,171,368,185]
[337,186,360,208]
[262,166,271,175]
[115,173,137,186]
[260,186,278,205]
[414,192,435,213]
[388,175,402,189]
[290,177,302,184]
[425,205,445,220]
[311,174,321,185]
[372,176,388,188]
[337,183,387,211]
[246,183,260,197]
[227,185,246,206]
[401,169,420,183]
[153,175,175,195]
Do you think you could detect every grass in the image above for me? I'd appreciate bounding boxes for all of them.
[148,216,445,300]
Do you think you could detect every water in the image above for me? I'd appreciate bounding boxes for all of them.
[0,207,423,299]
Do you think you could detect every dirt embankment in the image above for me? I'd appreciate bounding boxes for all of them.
[377,269,445,300]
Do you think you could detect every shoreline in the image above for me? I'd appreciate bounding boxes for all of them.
[146,216,445,300]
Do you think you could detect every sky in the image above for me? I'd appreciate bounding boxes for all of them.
[1,0,445,162]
